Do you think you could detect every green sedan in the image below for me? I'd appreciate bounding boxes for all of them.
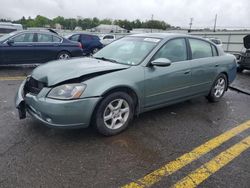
[15,33,237,136]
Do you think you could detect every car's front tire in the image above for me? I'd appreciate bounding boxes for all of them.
[207,74,228,102]
[94,92,134,136]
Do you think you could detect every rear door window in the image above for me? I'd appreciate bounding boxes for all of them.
[70,34,80,42]
[189,38,213,59]
[37,34,53,42]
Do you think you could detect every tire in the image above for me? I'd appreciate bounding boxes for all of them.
[94,92,134,136]
[237,66,244,73]
[92,48,99,54]
[207,74,228,103]
[57,51,71,60]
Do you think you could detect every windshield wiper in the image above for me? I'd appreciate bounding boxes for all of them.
[94,57,119,63]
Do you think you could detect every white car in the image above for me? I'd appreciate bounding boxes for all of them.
[100,34,116,45]
[205,37,223,48]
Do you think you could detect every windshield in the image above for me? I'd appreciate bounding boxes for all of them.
[93,37,161,65]
[0,31,19,42]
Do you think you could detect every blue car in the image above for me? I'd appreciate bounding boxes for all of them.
[66,33,103,55]
[0,30,83,65]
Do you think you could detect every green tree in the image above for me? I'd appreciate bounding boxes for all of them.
[34,15,50,27]
[52,16,65,27]
[6,15,172,31]
[100,18,112,25]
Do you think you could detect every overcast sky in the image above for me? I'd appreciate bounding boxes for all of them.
[0,0,250,29]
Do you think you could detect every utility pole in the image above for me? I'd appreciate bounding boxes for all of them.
[213,14,217,32]
[151,14,154,33]
[188,18,193,33]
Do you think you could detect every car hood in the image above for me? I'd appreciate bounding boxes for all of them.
[243,35,250,49]
[31,57,130,86]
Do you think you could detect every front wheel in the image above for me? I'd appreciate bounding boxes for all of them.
[207,74,227,102]
[94,92,134,136]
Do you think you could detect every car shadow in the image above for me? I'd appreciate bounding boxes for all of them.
[24,95,229,142]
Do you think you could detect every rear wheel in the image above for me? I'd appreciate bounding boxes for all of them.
[207,74,227,102]
[94,92,134,136]
[57,51,71,60]
[92,48,99,54]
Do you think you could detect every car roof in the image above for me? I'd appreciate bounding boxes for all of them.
[13,30,59,36]
[69,33,98,37]
[130,33,189,39]
[129,33,219,44]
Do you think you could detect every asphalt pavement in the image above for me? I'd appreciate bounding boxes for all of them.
[0,68,249,188]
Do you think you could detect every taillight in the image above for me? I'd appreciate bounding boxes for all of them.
[78,42,83,49]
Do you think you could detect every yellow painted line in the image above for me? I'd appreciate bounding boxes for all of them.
[173,136,250,188]
[122,121,250,188]
[0,76,26,81]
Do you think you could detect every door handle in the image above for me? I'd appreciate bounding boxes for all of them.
[215,64,219,67]
[184,70,191,74]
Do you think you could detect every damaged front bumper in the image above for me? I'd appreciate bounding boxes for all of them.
[15,79,27,119]
[15,78,101,128]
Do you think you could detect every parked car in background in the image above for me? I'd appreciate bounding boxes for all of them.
[100,34,116,45]
[0,30,83,65]
[236,34,250,72]
[0,22,23,34]
[16,33,237,136]
[66,33,103,55]
[205,37,223,48]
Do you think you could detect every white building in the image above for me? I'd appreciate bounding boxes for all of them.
[91,24,127,33]
[131,28,166,34]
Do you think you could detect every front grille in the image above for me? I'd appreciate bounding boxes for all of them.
[24,77,45,95]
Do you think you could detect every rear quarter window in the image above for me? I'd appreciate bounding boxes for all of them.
[93,36,100,40]
[70,34,80,41]
[211,44,218,56]
[81,35,92,40]
[52,36,62,42]
[103,35,114,39]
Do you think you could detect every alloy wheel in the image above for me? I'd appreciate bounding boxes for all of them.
[58,53,70,60]
[214,77,226,98]
[103,99,130,130]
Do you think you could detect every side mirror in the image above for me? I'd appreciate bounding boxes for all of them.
[151,58,172,67]
[7,39,14,46]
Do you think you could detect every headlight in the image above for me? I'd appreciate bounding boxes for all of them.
[47,83,86,100]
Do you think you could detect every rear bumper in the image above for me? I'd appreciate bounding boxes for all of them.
[238,56,250,69]
[239,63,250,69]
[15,80,101,128]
